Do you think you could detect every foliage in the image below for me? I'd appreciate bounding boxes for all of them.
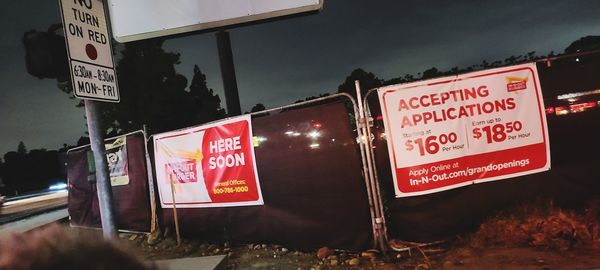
[34,32,225,136]
[337,68,382,100]
[0,143,65,194]
[565,36,600,54]
[16,27,229,193]
[59,39,227,135]
[188,65,226,124]
[335,51,547,103]
[250,103,266,113]
[469,199,600,251]
[294,93,331,104]
[17,141,27,155]
[21,24,69,82]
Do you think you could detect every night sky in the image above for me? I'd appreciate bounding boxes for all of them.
[1,0,600,155]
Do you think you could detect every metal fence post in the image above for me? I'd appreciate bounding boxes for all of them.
[143,127,159,234]
[355,81,388,252]
[362,88,390,251]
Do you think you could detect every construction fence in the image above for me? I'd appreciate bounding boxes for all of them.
[67,53,600,251]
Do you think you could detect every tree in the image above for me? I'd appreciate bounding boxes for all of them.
[1,151,20,194]
[565,36,600,54]
[421,67,441,80]
[294,93,330,104]
[337,69,383,101]
[17,142,27,156]
[0,158,4,191]
[92,39,225,135]
[23,25,227,136]
[188,65,226,124]
[22,24,69,82]
[250,103,266,113]
[1,147,63,194]
[95,39,187,134]
[76,136,90,146]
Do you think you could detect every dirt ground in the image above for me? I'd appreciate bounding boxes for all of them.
[121,199,600,270]
[122,233,600,270]
[441,246,600,270]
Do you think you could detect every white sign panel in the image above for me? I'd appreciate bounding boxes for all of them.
[60,0,119,102]
[107,0,323,42]
[378,63,550,197]
[153,115,263,208]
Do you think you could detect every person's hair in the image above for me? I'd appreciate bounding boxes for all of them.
[0,224,155,270]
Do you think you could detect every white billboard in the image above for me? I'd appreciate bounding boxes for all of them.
[107,0,323,42]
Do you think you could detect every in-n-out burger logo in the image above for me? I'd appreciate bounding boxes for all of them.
[506,76,528,92]
[165,160,197,183]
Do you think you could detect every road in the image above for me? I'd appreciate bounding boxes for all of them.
[0,190,68,225]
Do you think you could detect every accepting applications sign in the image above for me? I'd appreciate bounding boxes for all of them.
[378,63,550,198]
[106,0,323,42]
[153,115,263,208]
[59,0,119,102]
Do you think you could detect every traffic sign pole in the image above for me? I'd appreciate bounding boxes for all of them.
[59,0,120,239]
[84,99,117,238]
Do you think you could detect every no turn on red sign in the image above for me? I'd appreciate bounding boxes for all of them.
[59,0,119,102]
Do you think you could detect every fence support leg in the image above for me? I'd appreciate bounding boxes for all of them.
[355,81,388,252]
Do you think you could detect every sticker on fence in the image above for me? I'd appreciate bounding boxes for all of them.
[153,115,263,208]
[106,136,129,186]
[378,63,550,197]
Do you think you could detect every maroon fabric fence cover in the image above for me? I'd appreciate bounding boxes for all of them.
[157,100,373,251]
[67,132,152,232]
[369,59,600,241]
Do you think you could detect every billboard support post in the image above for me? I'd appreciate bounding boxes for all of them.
[84,99,117,238]
[216,30,242,116]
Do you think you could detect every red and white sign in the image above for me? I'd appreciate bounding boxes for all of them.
[153,115,263,208]
[378,63,550,197]
[59,0,119,102]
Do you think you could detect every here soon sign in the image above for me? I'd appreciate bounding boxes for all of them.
[59,0,120,103]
